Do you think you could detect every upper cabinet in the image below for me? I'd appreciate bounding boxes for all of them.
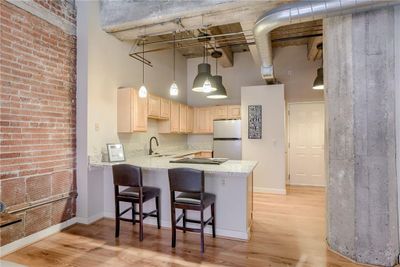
[187,106,194,133]
[228,105,241,119]
[148,94,161,119]
[213,105,228,120]
[117,88,240,135]
[193,107,213,134]
[117,87,147,132]
[160,98,170,119]
[179,104,187,133]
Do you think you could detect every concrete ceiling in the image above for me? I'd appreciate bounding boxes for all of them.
[100,0,322,66]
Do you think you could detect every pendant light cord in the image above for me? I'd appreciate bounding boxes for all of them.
[142,41,145,84]
[173,32,176,81]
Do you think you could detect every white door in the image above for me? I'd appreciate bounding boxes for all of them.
[288,102,325,186]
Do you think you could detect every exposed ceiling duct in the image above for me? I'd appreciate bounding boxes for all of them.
[253,0,398,81]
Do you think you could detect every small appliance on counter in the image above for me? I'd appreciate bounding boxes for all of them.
[213,119,242,160]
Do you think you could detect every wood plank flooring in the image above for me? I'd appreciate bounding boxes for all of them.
[2,186,364,267]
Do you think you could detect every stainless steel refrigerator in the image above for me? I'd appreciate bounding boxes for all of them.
[213,119,242,160]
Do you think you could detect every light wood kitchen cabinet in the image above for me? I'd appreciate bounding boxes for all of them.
[193,107,213,134]
[179,104,187,133]
[158,100,180,133]
[160,98,170,119]
[117,87,147,132]
[213,105,228,120]
[148,94,161,119]
[187,106,194,133]
[228,105,241,119]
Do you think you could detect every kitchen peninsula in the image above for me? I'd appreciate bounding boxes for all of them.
[89,150,257,240]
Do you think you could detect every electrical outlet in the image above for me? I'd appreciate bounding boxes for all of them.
[221,178,226,186]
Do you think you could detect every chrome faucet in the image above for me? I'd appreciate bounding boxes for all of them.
[149,136,159,155]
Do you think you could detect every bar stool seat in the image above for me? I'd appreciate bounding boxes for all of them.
[120,186,160,202]
[175,192,215,207]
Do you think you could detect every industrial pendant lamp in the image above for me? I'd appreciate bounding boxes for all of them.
[138,40,148,98]
[313,43,324,90]
[192,38,216,93]
[207,51,227,99]
[169,32,179,96]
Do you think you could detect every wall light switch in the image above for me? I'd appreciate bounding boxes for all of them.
[95,123,100,132]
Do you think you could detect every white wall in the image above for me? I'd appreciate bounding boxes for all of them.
[274,45,324,103]
[86,0,188,158]
[241,85,286,194]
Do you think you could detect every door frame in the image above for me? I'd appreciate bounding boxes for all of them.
[286,101,325,186]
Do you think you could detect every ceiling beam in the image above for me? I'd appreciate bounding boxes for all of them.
[307,36,323,61]
[209,27,233,68]
[102,2,284,41]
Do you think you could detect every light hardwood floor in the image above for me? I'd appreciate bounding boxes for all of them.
[2,186,364,267]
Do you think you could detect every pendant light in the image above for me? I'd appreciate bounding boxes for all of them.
[169,32,179,96]
[138,40,148,98]
[313,43,324,90]
[207,51,227,99]
[192,36,216,93]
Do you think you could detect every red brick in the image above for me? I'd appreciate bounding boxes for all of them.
[0,178,26,206]
[26,174,51,201]
[25,204,51,236]
[0,0,76,243]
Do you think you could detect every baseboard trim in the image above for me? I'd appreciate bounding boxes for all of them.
[0,217,77,257]
[254,187,287,195]
[76,213,104,225]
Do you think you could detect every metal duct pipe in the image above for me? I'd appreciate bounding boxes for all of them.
[254,0,398,81]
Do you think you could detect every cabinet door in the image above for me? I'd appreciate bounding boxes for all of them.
[187,106,194,133]
[132,88,148,131]
[160,98,170,119]
[170,101,180,133]
[213,105,228,120]
[179,104,187,133]
[228,105,241,119]
[197,107,213,134]
[117,88,132,132]
[148,94,161,119]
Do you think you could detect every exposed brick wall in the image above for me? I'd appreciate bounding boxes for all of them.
[0,0,76,246]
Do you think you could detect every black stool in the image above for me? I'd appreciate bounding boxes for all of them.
[168,168,216,253]
[112,164,161,241]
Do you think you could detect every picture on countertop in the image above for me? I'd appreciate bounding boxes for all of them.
[107,143,126,162]
[248,105,262,139]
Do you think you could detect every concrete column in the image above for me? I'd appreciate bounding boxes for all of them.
[325,7,399,266]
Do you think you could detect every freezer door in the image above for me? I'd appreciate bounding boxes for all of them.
[213,120,241,139]
[213,140,242,160]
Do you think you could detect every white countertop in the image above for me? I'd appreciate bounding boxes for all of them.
[90,149,257,174]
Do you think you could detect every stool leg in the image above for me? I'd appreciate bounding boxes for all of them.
[132,202,136,225]
[115,200,120,238]
[211,203,216,238]
[139,200,144,241]
[155,196,161,229]
[171,205,176,248]
[200,209,205,253]
[182,209,186,233]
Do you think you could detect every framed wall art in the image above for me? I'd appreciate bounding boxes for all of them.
[248,105,262,139]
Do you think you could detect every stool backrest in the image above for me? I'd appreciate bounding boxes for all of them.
[112,164,142,188]
[168,168,204,193]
